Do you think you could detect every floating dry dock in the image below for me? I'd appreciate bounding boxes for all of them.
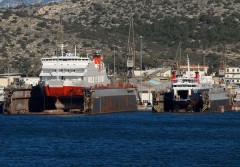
[3,85,138,114]
[2,85,237,114]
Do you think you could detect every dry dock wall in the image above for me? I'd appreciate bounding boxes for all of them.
[91,88,138,114]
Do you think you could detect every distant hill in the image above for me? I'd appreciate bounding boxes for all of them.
[0,0,240,76]
[0,0,65,8]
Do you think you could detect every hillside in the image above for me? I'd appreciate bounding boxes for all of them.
[0,0,240,76]
[0,0,65,8]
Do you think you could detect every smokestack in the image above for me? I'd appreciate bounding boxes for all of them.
[195,71,200,83]
[172,71,176,83]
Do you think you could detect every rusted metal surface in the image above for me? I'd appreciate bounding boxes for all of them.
[90,88,138,114]
[152,91,165,112]
[3,86,138,115]
[4,86,32,114]
[92,95,137,114]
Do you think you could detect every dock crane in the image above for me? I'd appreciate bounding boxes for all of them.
[126,17,143,105]
[126,17,135,79]
[219,44,226,77]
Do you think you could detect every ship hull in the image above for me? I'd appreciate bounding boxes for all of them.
[45,86,84,97]
[29,85,85,111]
[46,95,85,111]
[164,88,230,112]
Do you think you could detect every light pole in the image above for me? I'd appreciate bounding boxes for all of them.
[140,36,143,105]
[113,45,116,85]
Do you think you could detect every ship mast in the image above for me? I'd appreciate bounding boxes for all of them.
[75,45,77,57]
[56,17,63,80]
[187,55,190,73]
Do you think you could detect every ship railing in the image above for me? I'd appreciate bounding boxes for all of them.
[93,83,134,89]
[173,78,199,83]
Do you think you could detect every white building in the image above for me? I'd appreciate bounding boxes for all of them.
[179,65,209,77]
[225,67,240,84]
[134,67,171,78]
[20,77,40,86]
[0,73,21,87]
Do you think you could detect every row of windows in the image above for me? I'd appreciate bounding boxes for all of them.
[42,58,89,61]
[42,68,85,73]
[44,64,84,66]
[226,80,240,83]
[143,100,149,104]
[175,79,198,83]
[226,75,240,77]
[173,85,197,87]
[226,69,240,72]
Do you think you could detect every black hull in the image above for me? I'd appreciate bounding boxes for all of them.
[29,85,45,112]
[29,85,85,112]
[163,89,230,112]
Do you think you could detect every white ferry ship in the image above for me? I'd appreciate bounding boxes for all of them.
[39,44,110,98]
[164,57,230,112]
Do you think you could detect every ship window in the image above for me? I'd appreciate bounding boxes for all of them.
[233,69,235,72]
[227,69,229,72]
[75,68,85,72]
[238,69,239,72]
[237,80,239,82]
[143,100,149,104]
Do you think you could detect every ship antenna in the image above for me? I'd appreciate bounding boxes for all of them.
[75,45,77,57]
[61,44,64,57]
[187,54,190,74]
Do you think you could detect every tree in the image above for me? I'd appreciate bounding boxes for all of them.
[11,56,33,77]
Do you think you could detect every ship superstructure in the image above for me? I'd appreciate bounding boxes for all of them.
[40,45,109,85]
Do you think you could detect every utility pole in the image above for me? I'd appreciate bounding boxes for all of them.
[127,17,135,79]
[113,45,116,85]
[140,36,143,105]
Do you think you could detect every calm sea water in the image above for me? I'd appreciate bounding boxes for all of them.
[0,111,240,166]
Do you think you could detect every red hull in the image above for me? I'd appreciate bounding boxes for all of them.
[45,86,84,97]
